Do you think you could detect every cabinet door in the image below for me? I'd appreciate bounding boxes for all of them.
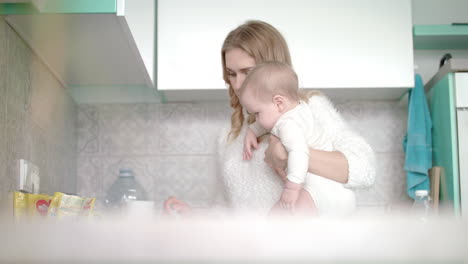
[428,73,461,216]
[157,0,413,91]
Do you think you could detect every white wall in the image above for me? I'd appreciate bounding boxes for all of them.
[412,0,468,24]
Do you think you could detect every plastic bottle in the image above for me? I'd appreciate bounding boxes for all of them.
[411,189,431,221]
[105,168,148,210]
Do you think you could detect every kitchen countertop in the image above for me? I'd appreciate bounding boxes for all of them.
[0,215,467,263]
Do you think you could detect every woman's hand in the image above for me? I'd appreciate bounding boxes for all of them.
[264,135,288,181]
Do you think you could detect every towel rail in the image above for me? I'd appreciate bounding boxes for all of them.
[399,58,468,106]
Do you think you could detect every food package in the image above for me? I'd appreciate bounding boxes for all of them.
[28,193,52,217]
[48,192,96,219]
[13,192,52,220]
[13,192,27,220]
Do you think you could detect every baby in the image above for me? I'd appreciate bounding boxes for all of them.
[239,61,354,215]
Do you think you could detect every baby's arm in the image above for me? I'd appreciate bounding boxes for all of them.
[273,121,310,208]
[243,122,268,160]
[243,128,258,160]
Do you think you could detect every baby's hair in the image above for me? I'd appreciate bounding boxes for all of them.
[239,61,299,102]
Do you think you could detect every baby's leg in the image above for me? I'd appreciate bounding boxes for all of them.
[269,201,290,217]
[294,189,318,217]
[268,188,318,217]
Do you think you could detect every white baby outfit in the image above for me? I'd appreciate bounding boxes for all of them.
[216,95,375,217]
[249,100,356,216]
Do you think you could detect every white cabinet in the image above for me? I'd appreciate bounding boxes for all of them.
[3,0,155,89]
[157,0,414,99]
[455,73,468,217]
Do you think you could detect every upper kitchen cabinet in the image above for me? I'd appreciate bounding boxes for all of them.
[413,24,468,50]
[412,0,468,50]
[157,0,414,100]
[0,0,155,89]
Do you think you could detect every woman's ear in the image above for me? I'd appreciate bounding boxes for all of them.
[272,95,285,112]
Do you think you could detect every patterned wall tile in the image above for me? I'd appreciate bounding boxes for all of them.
[336,101,407,153]
[155,156,218,207]
[0,19,6,101]
[0,17,77,203]
[0,17,5,72]
[5,106,26,163]
[0,102,5,195]
[143,103,161,155]
[383,154,410,203]
[4,106,26,196]
[63,151,77,194]
[4,21,32,114]
[54,103,69,155]
[43,147,76,195]
[1,20,25,198]
[202,102,232,152]
[23,118,48,193]
[48,147,71,194]
[159,103,216,155]
[39,150,54,195]
[77,105,99,154]
[43,147,58,194]
[64,100,78,151]
[29,56,76,149]
[77,156,102,198]
[99,104,149,155]
[0,19,6,189]
[29,57,56,130]
[49,148,72,194]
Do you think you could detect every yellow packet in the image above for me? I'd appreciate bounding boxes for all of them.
[13,192,52,220]
[48,192,96,219]
[27,193,52,218]
[13,192,27,220]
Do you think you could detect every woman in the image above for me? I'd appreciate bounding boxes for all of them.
[164,20,375,217]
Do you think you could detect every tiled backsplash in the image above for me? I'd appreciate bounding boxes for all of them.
[0,18,77,211]
[77,100,411,209]
[77,103,231,207]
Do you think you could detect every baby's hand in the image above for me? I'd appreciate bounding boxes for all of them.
[243,128,259,160]
[279,181,302,209]
[280,188,300,210]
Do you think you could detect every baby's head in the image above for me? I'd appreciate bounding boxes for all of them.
[239,61,300,130]
[239,61,299,103]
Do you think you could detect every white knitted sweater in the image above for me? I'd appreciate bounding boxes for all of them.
[214,95,376,216]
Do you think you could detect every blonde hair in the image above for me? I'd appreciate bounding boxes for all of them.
[221,20,318,141]
[239,61,300,103]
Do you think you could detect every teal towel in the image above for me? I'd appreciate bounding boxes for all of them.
[403,74,432,199]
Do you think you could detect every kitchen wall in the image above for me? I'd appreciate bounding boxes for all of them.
[77,99,411,212]
[0,18,77,213]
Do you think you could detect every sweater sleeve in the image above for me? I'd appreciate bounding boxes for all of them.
[308,95,376,189]
[213,124,230,209]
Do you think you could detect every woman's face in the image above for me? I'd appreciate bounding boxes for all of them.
[225,48,256,96]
